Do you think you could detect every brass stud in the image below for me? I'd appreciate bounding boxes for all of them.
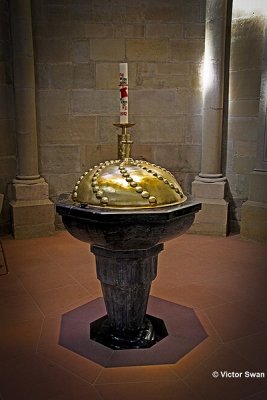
[91,182,97,187]
[153,172,158,177]
[135,186,143,193]
[73,192,77,198]
[96,190,104,199]
[77,180,80,185]
[74,185,78,190]
[163,178,169,184]
[126,177,133,182]
[170,183,174,188]
[158,175,163,180]
[141,191,150,199]
[93,186,99,192]
[122,172,129,177]
[130,181,137,187]
[94,172,99,177]
[175,188,180,193]
[147,169,152,173]
[149,196,157,204]
[101,197,109,205]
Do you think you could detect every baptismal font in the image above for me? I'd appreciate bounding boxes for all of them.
[56,63,201,350]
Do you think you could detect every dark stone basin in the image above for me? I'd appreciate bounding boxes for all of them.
[56,193,201,250]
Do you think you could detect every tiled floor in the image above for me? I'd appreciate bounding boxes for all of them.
[0,231,267,400]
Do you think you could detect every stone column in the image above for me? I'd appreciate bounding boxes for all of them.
[9,0,54,239]
[190,0,229,236]
[240,20,267,243]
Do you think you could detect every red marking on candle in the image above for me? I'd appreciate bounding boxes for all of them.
[120,86,128,99]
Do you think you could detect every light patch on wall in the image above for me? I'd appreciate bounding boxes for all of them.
[200,28,215,99]
[233,0,267,18]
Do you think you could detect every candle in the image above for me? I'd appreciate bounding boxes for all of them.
[119,63,128,124]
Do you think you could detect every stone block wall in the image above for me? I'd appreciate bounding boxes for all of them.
[1,0,265,236]
[31,0,205,227]
[226,14,265,232]
[0,1,16,234]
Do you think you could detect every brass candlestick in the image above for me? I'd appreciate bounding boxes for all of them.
[113,123,135,160]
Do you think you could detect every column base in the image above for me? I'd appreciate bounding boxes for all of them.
[189,180,229,236]
[10,180,55,239]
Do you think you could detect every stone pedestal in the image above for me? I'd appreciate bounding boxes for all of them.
[10,178,54,239]
[189,180,228,236]
[241,171,267,242]
[91,244,164,349]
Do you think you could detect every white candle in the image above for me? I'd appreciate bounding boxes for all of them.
[119,63,128,124]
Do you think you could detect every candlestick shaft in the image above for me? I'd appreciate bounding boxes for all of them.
[114,123,134,160]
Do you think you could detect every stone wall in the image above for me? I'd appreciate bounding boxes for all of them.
[0,1,16,234]
[31,0,205,227]
[226,12,265,232]
[2,0,265,235]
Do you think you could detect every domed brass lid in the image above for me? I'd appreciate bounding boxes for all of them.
[72,159,186,209]
[72,124,187,209]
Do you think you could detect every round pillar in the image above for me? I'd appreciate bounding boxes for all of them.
[10,0,40,180]
[190,0,230,236]
[199,0,228,181]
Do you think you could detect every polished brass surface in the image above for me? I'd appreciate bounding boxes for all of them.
[72,159,187,209]
[72,123,187,209]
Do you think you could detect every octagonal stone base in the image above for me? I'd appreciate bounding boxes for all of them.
[59,296,208,367]
[90,314,168,350]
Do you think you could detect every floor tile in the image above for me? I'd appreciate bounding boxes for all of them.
[0,318,43,361]
[0,272,27,297]
[203,301,267,342]
[95,364,178,384]
[38,315,102,383]
[242,389,267,400]
[152,282,226,309]
[95,380,201,400]
[183,346,267,400]
[226,331,267,370]
[171,310,223,379]
[31,284,93,315]
[1,232,267,400]
[0,355,101,400]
